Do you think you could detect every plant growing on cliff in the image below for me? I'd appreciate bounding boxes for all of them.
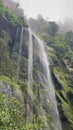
[0,0,27,27]
[0,92,45,130]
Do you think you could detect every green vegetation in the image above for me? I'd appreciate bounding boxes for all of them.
[0,1,45,129]
[42,32,73,130]
[0,0,27,26]
[0,75,45,130]
[4,9,26,26]
[0,93,25,130]
[0,91,45,130]
[0,0,73,129]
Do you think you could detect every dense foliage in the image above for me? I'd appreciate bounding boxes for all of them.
[0,0,27,26]
[0,91,44,130]
[0,0,73,130]
[0,1,45,130]
[42,32,73,130]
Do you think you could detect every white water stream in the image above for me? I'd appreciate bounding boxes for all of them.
[28,29,62,130]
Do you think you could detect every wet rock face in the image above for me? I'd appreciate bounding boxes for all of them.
[0,15,16,40]
[0,80,12,97]
[52,72,63,90]
[0,80,24,103]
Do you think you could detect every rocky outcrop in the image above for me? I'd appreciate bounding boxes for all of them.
[0,15,22,48]
[0,80,24,103]
[0,15,16,40]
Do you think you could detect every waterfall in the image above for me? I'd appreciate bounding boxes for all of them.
[17,27,23,82]
[10,27,19,79]
[34,35,62,130]
[28,27,33,91]
[27,27,34,121]
[27,28,62,130]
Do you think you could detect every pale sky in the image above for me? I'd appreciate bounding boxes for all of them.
[14,0,73,22]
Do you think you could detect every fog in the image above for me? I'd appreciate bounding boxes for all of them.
[14,0,73,22]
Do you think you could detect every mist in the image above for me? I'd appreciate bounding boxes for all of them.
[13,0,73,23]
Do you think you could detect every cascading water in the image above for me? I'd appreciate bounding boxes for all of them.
[17,27,23,82]
[27,27,34,122]
[34,35,62,130]
[10,27,19,79]
[28,27,33,92]
[28,28,62,130]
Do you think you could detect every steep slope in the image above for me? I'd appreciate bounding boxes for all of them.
[3,0,24,16]
[29,16,73,129]
[0,0,73,130]
[43,34,73,130]
[0,1,45,130]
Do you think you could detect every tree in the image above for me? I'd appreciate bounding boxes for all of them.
[29,14,49,34]
[48,21,59,36]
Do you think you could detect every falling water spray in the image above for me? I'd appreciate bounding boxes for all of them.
[17,27,23,82]
[33,34,62,130]
[27,27,34,122]
[27,27,62,129]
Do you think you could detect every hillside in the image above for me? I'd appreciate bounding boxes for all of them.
[0,0,73,130]
[29,16,73,130]
[43,34,73,130]
[3,0,24,17]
